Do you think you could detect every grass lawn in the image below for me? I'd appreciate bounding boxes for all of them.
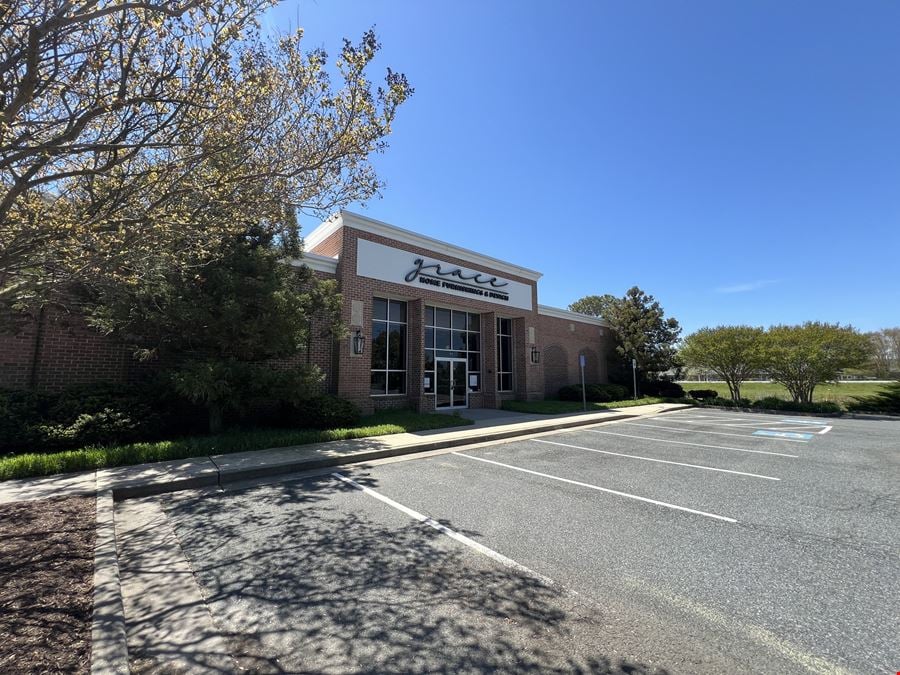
[0,409,473,482]
[678,381,891,405]
[502,397,680,415]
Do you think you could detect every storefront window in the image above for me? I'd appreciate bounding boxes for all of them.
[497,317,513,391]
[424,307,481,396]
[371,298,407,395]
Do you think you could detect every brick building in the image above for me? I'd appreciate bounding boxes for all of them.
[0,210,615,411]
[299,211,614,413]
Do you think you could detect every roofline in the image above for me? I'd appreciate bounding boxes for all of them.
[286,251,338,274]
[537,304,612,328]
[304,210,544,282]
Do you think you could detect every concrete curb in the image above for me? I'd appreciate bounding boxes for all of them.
[115,406,694,498]
[696,404,900,421]
[90,489,129,674]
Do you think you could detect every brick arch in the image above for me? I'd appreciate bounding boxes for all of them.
[581,347,600,384]
[543,344,569,397]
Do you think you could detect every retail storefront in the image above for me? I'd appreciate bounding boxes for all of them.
[296,211,614,413]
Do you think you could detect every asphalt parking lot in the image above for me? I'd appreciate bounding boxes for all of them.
[119,409,900,674]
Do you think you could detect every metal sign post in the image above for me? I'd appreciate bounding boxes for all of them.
[632,358,638,400]
[579,354,587,411]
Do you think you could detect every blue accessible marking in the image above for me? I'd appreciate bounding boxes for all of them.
[753,430,814,440]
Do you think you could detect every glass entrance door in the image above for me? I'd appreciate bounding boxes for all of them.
[435,358,467,409]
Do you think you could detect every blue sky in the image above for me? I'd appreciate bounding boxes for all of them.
[265,1,900,335]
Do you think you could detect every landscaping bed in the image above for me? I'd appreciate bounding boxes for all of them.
[0,410,473,481]
[0,496,96,674]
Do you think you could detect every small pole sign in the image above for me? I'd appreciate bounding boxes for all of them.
[632,358,638,400]
[579,354,587,411]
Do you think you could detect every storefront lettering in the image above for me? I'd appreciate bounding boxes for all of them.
[405,258,509,289]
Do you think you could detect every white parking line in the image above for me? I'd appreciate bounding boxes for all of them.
[655,418,813,430]
[621,421,809,443]
[452,452,738,523]
[332,472,555,585]
[534,439,780,480]
[583,429,799,458]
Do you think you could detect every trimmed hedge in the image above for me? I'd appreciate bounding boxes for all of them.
[0,382,201,455]
[750,396,841,414]
[558,383,629,403]
[277,395,361,430]
[688,389,719,400]
[846,381,900,414]
[641,381,685,398]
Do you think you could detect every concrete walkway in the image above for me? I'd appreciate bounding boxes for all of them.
[0,402,690,504]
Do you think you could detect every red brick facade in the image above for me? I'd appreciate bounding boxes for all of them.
[0,211,615,407]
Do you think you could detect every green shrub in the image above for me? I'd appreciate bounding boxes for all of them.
[277,395,361,430]
[641,380,685,398]
[688,389,719,400]
[0,381,201,454]
[558,384,629,403]
[702,396,751,408]
[750,396,841,414]
[845,381,900,414]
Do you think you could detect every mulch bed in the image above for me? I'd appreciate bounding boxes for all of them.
[0,495,96,674]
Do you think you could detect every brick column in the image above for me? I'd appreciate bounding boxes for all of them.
[406,299,426,412]
[480,311,498,408]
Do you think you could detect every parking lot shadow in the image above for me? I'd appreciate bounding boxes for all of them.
[145,474,669,674]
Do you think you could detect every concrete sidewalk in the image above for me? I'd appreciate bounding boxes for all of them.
[0,402,690,503]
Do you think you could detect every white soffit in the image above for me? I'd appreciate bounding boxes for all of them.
[287,251,338,274]
[538,304,611,328]
[304,210,543,282]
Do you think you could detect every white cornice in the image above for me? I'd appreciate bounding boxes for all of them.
[287,251,338,274]
[304,210,544,282]
[538,304,611,328]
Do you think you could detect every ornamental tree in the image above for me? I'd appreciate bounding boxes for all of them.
[86,215,344,432]
[680,326,766,401]
[572,286,681,381]
[761,323,872,403]
[1,1,412,306]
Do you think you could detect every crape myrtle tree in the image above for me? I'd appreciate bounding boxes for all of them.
[1,0,412,308]
[679,326,766,402]
[570,286,682,383]
[762,322,871,404]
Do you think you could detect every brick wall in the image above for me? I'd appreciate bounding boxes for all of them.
[0,266,340,394]
[328,226,615,411]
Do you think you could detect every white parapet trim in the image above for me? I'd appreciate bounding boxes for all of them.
[537,304,612,328]
[305,210,543,282]
[286,251,338,274]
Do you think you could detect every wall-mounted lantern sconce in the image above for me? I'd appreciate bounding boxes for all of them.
[352,330,366,355]
[530,345,541,364]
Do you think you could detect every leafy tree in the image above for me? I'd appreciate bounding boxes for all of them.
[762,323,871,403]
[572,287,681,383]
[866,331,894,378]
[568,294,616,319]
[680,326,765,401]
[1,1,412,306]
[87,222,343,432]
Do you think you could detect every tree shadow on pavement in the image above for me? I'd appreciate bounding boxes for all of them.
[127,473,669,674]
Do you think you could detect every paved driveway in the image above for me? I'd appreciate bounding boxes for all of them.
[119,409,900,674]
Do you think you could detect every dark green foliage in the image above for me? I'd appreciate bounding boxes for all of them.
[688,389,719,400]
[641,380,685,398]
[701,396,751,408]
[0,382,202,454]
[750,397,842,414]
[845,381,900,414]
[278,395,362,430]
[558,383,629,403]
